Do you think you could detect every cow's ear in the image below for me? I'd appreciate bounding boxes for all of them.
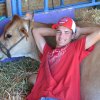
[3,15,21,38]
[20,27,29,39]
[12,15,21,21]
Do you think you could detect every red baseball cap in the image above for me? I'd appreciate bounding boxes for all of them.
[52,17,76,33]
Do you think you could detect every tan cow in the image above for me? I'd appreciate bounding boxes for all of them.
[0,15,53,61]
[0,15,100,100]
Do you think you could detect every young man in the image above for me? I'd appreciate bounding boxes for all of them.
[27,17,100,100]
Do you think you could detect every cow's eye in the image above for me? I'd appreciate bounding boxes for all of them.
[6,34,12,38]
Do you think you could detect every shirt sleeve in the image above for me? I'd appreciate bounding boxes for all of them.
[74,36,95,62]
[39,43,52,60]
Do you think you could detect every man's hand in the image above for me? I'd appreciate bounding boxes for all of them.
[74,26,81,39]
[24,12,33,20]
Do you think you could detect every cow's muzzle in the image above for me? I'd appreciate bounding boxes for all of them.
[0,36,25,58]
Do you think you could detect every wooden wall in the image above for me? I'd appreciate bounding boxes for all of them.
[0,0,96,17]
[0,3,6,16]
[22,0,87,12]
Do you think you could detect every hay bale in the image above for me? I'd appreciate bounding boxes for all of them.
[0,58,39,99]
[64,0,87,5]
[3,91,26,100]
[75,8,100,25]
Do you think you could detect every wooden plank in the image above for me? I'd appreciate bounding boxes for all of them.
[6,0,12,17]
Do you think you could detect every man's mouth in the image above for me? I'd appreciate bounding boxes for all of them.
[59,38,67,42]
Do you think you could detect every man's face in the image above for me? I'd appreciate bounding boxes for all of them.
[56,26,73,48]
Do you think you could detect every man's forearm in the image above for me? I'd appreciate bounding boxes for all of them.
[32,28,56,54]
[75,26,100,39]
[79,27,100,35]
[33,28,56,37]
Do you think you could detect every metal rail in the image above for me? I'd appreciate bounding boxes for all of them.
[0,0,100,17]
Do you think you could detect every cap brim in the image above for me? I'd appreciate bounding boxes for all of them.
[52,24,58,29]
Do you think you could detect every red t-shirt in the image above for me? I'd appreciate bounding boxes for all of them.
[27,37,94,100]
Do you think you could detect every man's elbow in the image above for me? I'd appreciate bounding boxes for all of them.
[98,30,100,40]
[32,28,38,34]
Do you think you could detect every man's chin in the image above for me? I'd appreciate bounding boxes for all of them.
[56,44,66,48]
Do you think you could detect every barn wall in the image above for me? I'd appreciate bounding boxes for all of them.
[0,0,99,17]
[0,3,6,16]
[21,0,87,12]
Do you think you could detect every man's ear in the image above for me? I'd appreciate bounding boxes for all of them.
[71,32,76,40]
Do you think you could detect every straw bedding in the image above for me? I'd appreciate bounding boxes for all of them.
[0,58,39,100]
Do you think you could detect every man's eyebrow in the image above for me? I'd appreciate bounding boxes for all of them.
[65,31,69,32]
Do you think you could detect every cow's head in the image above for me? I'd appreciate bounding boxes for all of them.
[0,15,39,61]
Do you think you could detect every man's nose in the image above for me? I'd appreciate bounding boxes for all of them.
[59,33,64,37]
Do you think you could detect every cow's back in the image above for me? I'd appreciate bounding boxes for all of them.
[81,41,100,100]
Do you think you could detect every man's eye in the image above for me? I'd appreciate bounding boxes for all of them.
[56,31,61,34]
[65,31,70,34]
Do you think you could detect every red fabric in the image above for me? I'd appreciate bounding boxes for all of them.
[52,17,76,33]
[27,37,94,100]
[52,17,72,30]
